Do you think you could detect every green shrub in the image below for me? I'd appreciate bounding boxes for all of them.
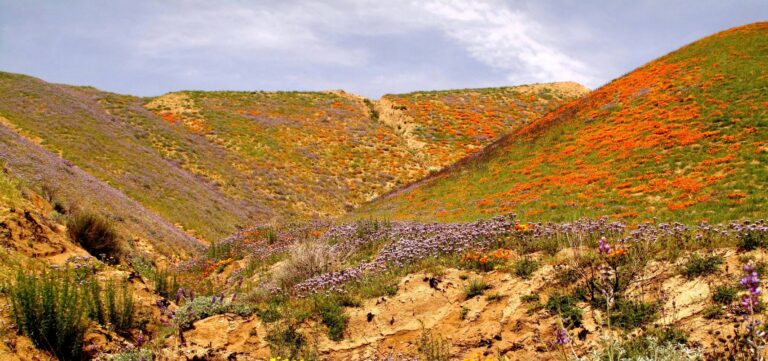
[546,292,582,328]
[520,293,540,303]
[681,254,723,278]
[610,299,658,330]
[67,212,120,262]
[174,296,231,330]
[464,279,490,300]
[314,296,349,341]
[711,285,738,305]
[737,229,766,250]
[84,277,134,334]
[513,258,540,279]
[9,269,87,360]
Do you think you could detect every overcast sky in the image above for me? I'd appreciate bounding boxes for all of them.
[0,1,765,98]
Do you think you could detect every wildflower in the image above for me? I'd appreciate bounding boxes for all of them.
[597,237,612,254]
[136,331,145,348]
[554,328,570,345]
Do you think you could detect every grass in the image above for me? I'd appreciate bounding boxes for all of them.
[680,254,723,278]
[711,285,738,305]
[8,269,87,360]
[610,299,659,330]
[6,268,133,360]
[67,212,121,262]
[513,257,540,279]
[464,278,491,300]
[546,292,582,329]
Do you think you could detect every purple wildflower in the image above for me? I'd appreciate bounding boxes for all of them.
[555,328,570,345]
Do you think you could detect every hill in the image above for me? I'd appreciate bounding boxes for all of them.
[0,73,583,242]
[357,22,768,224]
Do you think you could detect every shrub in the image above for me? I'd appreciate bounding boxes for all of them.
[513,258,539,279]
[546,292,582,328]
[582,337,701,361]
[681,254,723,279]
[67,212,120,262]
[314,295,348,341]
[84,277,134,334]
[9,269,87,360]
[174,295,231,330]
[610,299,658,330]
[711,285,738,305]
[274,241,338,289]
[417,326,451,361]
[459,306,469,320]
[737,229,766,251]
[109,348,154,361]
[486,293,504,302]
[464,279,490,300]
[521,294,540,303]
[702,305,723,319]
[265,323,313,360]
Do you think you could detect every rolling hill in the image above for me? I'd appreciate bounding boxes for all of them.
[356,22,768,224]
[0,73,583,243]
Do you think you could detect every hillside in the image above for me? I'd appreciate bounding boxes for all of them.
[380,82,589,169]
[0,73,582,242]
[357,22,768,225]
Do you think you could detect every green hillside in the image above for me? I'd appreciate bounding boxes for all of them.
[357,22,768,224]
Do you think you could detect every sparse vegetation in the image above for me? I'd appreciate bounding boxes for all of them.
[464,279,490,300]
[67,212,121,262]
[681,254,723,278]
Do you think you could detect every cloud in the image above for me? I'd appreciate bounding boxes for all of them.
[134,1,369,67]
[132,0,595,86]
[415,0,597,87]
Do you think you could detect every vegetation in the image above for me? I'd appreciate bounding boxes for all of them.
[680,254,723,278]
[464,279,490,300]
[67,212,121,262]
[357,22,768,225]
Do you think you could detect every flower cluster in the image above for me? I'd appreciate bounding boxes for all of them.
[741,264,762,311]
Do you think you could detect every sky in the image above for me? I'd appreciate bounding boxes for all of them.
[0,1,766,98]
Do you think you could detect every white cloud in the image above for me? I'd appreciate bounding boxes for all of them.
[415,0,597,86]
[130,0,596,89]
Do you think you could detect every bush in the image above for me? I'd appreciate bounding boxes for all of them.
[274,241,338,289]
[265,323,313,360]
[681,254,723,279]
[737,229,766,250]
[67,212,120,262]
[9,269,87,360]
[314,295,349,341]
[546,292,582,328]
[464,279,490,300]
[711,285,738,305]
[610,299,658,330]
[174,295,232,330]
[84,277,134,334]
[521,293,540,303]
[513,258,539,279]
[417,327,451,361]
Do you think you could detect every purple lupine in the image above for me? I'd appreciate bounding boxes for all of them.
[554,328,570,345]
[741,264,762,311]
[598,237,611,254]
[136,331,145,348]
[175,287,186,304]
